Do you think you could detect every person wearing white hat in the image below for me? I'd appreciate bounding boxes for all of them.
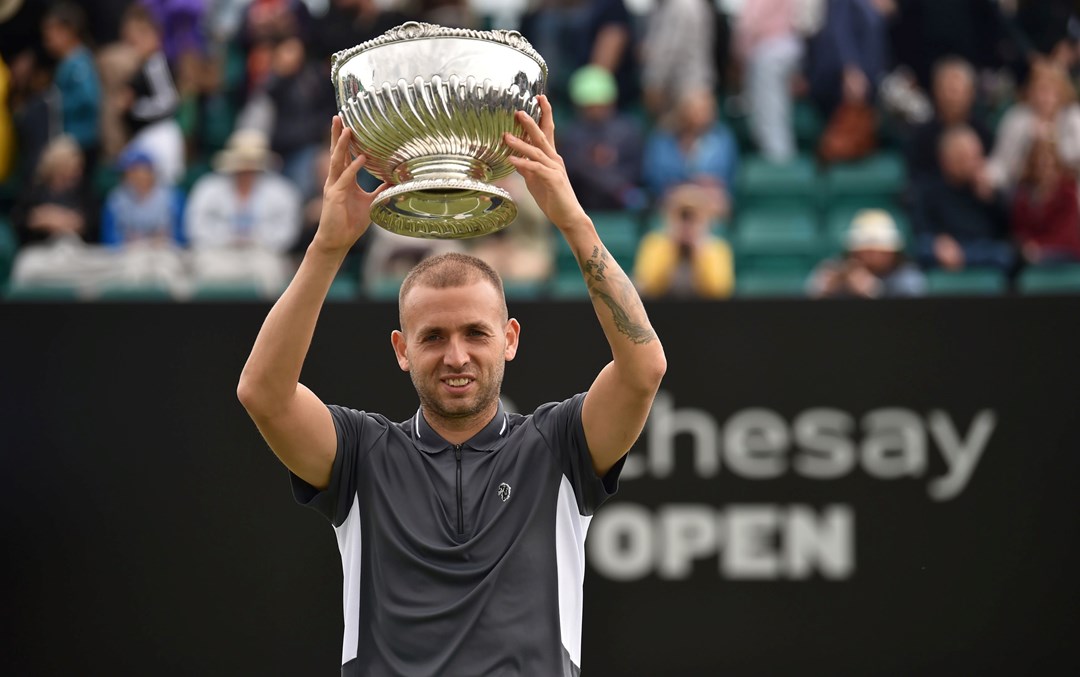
[808,209,926,298]
[185,128,302,293]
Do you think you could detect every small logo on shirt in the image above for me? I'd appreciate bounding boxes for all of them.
[497,482,512,502]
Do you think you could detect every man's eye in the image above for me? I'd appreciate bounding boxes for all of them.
[423,334,441,342]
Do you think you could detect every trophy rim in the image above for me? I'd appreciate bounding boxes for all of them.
[370,178,517,240]
[330,21,548,86]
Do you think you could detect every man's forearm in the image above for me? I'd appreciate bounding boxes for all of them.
[237,244,346,414]
[562,217,664,385]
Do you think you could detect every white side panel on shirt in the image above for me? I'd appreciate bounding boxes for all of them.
[334,497,363,665]
[554,476,593,668]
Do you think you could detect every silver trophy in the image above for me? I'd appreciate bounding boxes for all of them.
[331,22,548,239]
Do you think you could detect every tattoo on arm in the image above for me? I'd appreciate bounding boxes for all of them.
[581,245,657,345]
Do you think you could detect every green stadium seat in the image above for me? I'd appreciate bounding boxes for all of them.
[93,165,122,200]
[926,269,1006,296]
[736,153,820,209]
[97,283,175,301]
[1017,264,1080,295]
[793,99,825,150]
[325,277,359,302]
[731,206,823,272]
[367,277,403,301]
[824,151,905,200]
[556,214,638,276]
[0,216,17,285]
[735,269,809,297]
[548,272,590,300]
[503,279,546,301]
[5,283,83,301]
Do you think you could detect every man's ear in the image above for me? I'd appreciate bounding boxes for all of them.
[390,330,410,372]
[504,318,520,361]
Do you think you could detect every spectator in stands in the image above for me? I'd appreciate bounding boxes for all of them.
[735,0,804,164]
[986,61,1080,192]
[139,0,208,68]
[465,172,554,286]
[520,0,637,111]
[117,4,185,186]
[804,0,888,119]
[808,209,925,298]
[561,65,644,212]
[1002,0,1080,71]
[101,147,182,248]
[5,48,56,189]
[642,88,738,204]
[1011,139,1080,264]
[906,57,995,185]
[640,0,716,119]
[309,0,412,63]
[887,0,1008,93]
[633,182,733,299]
[417,0,478,29]
[239,0,311,96]
[42,2,101,173]
[913,125,1014,271]
[12,135,95,245]
[261,36,335,198]
[185,128,301,291]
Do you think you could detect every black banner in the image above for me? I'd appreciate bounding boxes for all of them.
[2,299,1078,676]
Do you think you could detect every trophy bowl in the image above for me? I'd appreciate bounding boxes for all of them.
[331,22,548,239]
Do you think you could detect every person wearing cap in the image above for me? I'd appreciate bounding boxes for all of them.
[185,128,301,291]
[185,128,301,253]
[808,209,926,298]
[101,147,182,247]
[633,182,734,299]
[560,64,645,211]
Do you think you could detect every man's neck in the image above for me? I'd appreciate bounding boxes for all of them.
[423,402,499,446]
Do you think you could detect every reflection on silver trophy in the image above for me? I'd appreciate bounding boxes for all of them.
[331,22,549,239]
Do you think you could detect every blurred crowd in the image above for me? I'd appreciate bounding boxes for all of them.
[2,0,1080,301]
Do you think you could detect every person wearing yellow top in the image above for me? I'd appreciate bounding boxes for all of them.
[633,183,734,299]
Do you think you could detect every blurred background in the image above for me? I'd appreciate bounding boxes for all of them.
[2,1,1079,675]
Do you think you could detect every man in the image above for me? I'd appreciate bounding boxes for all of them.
[807,209,926,298]
[186,128,301,293]
[237,96,667,675]
[905,57,994,185]
[913,125,1015,272]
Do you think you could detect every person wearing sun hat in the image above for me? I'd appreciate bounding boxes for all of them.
[808,208,927,298]
[560,64,645,211]
[185,128,302,293]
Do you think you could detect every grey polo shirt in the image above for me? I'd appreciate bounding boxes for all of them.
[290,393,624,676]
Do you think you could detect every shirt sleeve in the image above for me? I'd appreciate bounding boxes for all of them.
[289,405,386,527]
[532,393,626,516]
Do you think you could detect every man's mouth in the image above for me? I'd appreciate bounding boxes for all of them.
[444,377,474,387]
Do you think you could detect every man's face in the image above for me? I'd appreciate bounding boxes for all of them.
[941,133,983,184]
[935,67,974,123]
[392,280,519,423]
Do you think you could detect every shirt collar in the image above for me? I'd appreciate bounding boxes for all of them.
[410,401,510,454]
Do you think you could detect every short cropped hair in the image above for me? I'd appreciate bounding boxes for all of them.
[398,253,506,329]
[932,56,976,90]
[44,2,89,38]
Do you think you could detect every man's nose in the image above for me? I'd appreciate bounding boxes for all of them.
[443,336,469,368]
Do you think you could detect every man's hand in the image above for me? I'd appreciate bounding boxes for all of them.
[504,95,589,229]
[312,116,389,256]
[934,234,965,270]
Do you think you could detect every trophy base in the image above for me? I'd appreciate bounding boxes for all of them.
[370,178,517,239]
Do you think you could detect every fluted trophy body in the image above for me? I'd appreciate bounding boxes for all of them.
[331,22,548,238]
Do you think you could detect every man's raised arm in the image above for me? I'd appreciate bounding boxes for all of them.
[237,117,388,490]
[505,97,667,476]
